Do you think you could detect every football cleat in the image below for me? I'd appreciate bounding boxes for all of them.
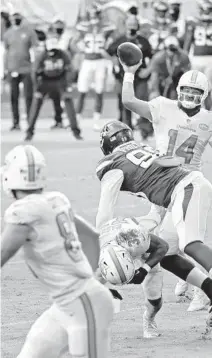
[187,287,210,312]
[175,280,189,299]
[143,311,161,338]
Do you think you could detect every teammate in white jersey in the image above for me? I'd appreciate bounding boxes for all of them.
[1,145,114,358]
[120,59,212,311]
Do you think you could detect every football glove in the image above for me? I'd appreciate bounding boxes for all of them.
[129,267,148,284]
[109,289,123,300]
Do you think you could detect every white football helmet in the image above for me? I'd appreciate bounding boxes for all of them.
[2,145,46,196]
[177,70,209,109]
[99,243,135,285]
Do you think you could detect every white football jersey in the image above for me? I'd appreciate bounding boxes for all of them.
[149,96,212,170]
[99,217,150,255]
[4,192,93,311]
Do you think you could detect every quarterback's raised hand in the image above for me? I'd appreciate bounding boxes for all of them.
[119,58,143,74]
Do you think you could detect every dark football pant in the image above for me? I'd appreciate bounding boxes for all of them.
[9,73,33,125]
[27,79,80,135]
[50,95,63,124]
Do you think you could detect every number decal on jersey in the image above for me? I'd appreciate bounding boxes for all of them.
[167,129,198,164]
[56,210,82,262]
[194,27,212,47]
[84,34,105,54]
[126,148,157,169]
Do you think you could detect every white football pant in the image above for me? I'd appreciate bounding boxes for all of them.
[17,280,114,358]
[77,59,108,93]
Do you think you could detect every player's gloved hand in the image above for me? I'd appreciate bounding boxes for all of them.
[109,289,123,300]
[128,267,149,284]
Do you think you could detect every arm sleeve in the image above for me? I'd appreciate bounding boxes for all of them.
[96,169,124,231]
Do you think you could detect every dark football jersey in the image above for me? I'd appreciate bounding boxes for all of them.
[35,49,70,79]
[96,142,189,208]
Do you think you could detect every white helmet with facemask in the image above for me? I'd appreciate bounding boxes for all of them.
[1,145,46,196]
[177,70,209,109]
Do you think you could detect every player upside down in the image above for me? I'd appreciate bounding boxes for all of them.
[97,217,212,338]
[95,120,212,337]
[1,145,114,358]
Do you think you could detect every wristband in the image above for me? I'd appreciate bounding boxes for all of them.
[124,73,134,83]
[143,263,151,273]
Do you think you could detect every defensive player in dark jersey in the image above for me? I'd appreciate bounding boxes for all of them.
[25,31,82,141]
[96,121,212,291]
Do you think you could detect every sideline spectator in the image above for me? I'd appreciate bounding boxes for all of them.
[149,36,191,99]
[107,15,153,139]
[3,10,37,130]
[25,31,82,141]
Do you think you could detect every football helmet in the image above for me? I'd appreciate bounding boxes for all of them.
[88,2,102,25]
[100,121,134,155]
[198,0,212,21]
[99,243,135,285]
[168,0,182,21]
[153,1,169,24]
[2,145,46,196]
[177,70,209,109]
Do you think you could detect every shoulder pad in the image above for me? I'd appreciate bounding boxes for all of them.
[96,156,114,181]
[44,191,71,209]
[4,197,42,225]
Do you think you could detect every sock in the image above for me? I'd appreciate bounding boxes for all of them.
[145,297,162,320]
[201,278,212,305]
[93,112,101,121]
[186,267,209,288]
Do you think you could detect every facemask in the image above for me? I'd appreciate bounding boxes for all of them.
[129,29,137,36]
[14,18,22,26]
[46,39,59,52]
[166,45,178,53]
[178,90,203,109]
[56,28,64,35]
[170,7,180,21]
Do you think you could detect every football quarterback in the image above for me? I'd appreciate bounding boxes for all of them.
[121,55,212,311]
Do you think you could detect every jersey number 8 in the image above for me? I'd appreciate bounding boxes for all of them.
[56,211,82,262]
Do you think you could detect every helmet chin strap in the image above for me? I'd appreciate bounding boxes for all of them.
[178,102,201,117]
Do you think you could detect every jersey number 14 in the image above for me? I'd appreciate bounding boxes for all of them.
[167,129,198,164]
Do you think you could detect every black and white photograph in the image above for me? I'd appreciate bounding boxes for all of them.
[1,1,212,357]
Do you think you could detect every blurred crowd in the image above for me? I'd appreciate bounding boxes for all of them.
[1,0,212,141]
